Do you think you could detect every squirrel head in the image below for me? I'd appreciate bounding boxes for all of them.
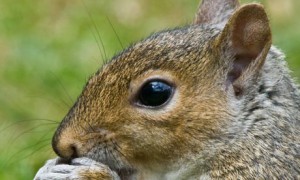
[52,0,272,175]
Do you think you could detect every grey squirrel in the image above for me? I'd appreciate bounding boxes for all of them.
[35,0,300,179]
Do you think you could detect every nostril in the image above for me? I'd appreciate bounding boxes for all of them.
[70,144,78,159]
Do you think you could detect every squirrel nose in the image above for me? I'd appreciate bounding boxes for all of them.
[52,131,79,160]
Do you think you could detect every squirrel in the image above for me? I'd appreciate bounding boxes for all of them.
[34,0,300,179]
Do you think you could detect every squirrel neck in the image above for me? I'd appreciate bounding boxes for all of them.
[239,46,300,131]
[203,46,300,177]
[167,46,300,179]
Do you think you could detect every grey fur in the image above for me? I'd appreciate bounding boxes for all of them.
[36,0,300,179]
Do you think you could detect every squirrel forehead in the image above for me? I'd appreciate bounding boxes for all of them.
[100,26,219,76]
[86,26,220,91]
[137,26,219,51]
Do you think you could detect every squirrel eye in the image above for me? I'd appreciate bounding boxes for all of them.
[137,80,173,108]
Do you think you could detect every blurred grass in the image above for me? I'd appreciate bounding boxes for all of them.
[0,0,299,179]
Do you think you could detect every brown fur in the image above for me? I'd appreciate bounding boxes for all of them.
[51,0,300,179]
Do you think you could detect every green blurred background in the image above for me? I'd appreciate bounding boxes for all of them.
[0,0,299,179]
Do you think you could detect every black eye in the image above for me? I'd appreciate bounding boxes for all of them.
[138,80,173,107]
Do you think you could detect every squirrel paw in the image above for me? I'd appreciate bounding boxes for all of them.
[34,157,120,180]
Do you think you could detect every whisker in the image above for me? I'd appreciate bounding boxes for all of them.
[88,23,106,64]
[81,0,107,63]
[4,136,51,167]
[78,123,93,134]
[49,71,75,105]
[0,118,59,133]
[8,124,56,145]
[24,95,70,110]
[86,122,96,133]
[111,141,133,169]
[108,146,121,169]
[16,142,51,163]
[19,127,57,134]
[106,16,124,49]
[111,141,135,178]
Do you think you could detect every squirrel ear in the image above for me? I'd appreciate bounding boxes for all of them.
[194,0,239,26]
[216,4,272,96]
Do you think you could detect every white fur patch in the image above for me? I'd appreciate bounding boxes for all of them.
[34,157,120,180]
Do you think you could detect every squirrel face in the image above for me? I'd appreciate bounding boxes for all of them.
[52,0,272,176]
[53,27,230,171]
